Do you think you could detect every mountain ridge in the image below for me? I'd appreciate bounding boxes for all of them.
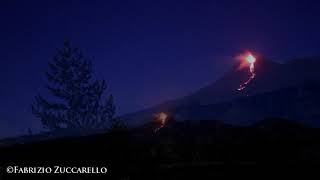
[123,58,320,127]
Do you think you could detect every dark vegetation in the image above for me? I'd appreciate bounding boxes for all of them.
[1,117,320,179]
[32,41,116,131]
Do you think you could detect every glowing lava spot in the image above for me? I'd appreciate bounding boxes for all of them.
[236,52,256,91]
[154,112,168,132]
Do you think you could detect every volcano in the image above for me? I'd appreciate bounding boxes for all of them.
[123,57,320,127]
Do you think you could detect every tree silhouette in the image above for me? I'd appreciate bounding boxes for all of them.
[32,41,116,131]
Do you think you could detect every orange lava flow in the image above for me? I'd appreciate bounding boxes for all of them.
[237,52,256,91]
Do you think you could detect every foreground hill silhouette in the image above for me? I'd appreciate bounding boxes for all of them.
[1,118,320,179]
[123,58,320,127]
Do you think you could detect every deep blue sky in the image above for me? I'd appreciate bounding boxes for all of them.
[1,0,320,138]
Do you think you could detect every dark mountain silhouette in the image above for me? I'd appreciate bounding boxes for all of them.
[173,81,320,126]
[123,58,320,127]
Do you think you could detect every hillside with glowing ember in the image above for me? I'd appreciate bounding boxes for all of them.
[123,57,320,127]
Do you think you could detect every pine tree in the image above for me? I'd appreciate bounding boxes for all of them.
[32,41,116,131]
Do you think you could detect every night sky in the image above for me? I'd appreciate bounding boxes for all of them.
[1,0,320,138]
